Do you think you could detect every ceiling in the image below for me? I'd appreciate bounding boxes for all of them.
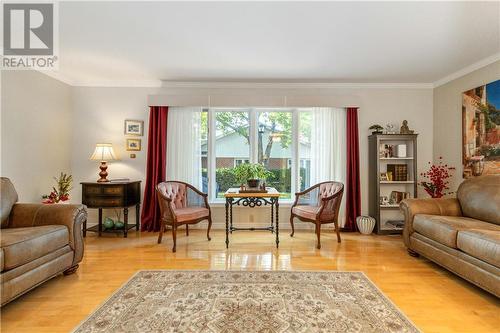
[54,1,500,86]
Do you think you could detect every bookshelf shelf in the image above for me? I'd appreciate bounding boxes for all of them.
[369,134,418,235]
[380,157,414,160]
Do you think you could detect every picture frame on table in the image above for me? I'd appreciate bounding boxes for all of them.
[126,138,141,151]
[124,119,144,136]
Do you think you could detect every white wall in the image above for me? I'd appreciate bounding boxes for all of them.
[71,85,434,229]
[70,86,160,225]
[1,71,72,202]
[433,60,500,191]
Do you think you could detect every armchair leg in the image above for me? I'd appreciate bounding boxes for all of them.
[334,220,341,243]
[290,215,295,237]
[186,225,189,236]
[157,220,165,244]
[207,216,212,241]
[316,222,321,249]
[63,265,79,275]
[172,225,177,253]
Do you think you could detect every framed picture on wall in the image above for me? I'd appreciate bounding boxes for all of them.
[126,138,141,151]
[124,119,144,136]
[462,79,500,178]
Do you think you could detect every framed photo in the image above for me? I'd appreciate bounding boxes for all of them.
[124,119,144,136]
[380,172,388,181]
[126,138,141,151]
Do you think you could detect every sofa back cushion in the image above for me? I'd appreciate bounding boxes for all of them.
[457,175,500,225]
[0,178,18,228]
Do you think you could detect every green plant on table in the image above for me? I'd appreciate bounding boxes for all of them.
[233,163,272,184]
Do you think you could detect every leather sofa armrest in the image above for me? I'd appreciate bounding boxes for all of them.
[9,203,87,266]
[400,198,462,248]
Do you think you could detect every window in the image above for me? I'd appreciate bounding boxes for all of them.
[213,109,251,199]
[234,159,250,167]
[206,108,303,201]
[170,107,344,207]
[258,110,293,199]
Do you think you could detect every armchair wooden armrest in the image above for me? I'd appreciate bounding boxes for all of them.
[292,183,322,207]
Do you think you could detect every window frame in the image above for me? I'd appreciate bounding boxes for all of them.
[207,107,303,203]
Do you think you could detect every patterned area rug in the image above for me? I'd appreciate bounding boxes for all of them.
[73,271,419,333]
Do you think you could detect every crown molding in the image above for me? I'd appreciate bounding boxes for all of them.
[160,81,434,89]
[433,52,500,88]
[74,79,162,88]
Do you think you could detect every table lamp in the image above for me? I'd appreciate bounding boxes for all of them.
[90,143,117,182]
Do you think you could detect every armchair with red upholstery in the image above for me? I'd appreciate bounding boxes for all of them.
[156,181,212,252]
[290,181,344,249]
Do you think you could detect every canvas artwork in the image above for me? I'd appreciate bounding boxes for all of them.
[462,79,500,178]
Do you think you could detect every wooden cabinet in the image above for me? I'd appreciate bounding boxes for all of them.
[81,181,141,237]
[368,134,418,234]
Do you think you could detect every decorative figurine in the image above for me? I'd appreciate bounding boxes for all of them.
[400,120,414,134]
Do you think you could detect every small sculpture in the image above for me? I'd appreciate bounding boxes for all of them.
[400,120,414,134]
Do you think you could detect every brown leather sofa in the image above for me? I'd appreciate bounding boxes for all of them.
[401,174,499,297]
[1,177,87,306]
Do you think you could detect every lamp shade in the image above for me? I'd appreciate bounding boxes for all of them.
[90,143,117,161]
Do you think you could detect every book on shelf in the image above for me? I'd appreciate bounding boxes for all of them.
[387,164,408,181]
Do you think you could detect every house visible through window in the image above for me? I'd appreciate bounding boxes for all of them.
[234,159,250,167]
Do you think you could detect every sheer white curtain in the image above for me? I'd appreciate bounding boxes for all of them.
[309,107,347,226]
[166,107,203,189]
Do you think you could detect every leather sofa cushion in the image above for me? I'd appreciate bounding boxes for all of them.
[457,175,500,225]
[457,229,500,268]
[413,214,499,248]
[174,207,209,222]
[1,225,69,271]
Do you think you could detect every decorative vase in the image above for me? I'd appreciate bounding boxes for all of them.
[356,216,376,235]
[114,221,125,229]
[103,217,114,230]
[247,179,261,188]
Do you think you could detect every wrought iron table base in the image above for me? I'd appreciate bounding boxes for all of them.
[225,196,279,248]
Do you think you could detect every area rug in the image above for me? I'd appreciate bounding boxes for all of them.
[73,271,419,333]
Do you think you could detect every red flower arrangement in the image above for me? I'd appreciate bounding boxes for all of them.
[419,157,455,198]
[42,173,73,204]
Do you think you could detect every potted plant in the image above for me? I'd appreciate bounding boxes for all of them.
[42,173,73,204]
[369,124,384,134]
[233,163,272,189]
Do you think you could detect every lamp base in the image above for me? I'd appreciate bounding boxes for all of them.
[97,161,110,182]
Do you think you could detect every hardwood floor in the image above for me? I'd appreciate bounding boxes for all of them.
[1,229,499,332]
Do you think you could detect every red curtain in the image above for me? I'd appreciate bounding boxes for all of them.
[344,107,360,231]
[141,106,168,232]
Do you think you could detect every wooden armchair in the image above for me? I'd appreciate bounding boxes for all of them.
[156,181,212,252]
[290,181,344,249]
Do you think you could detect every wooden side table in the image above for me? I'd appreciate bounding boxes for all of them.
[81,181,141,238]
[224,187,280,248]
